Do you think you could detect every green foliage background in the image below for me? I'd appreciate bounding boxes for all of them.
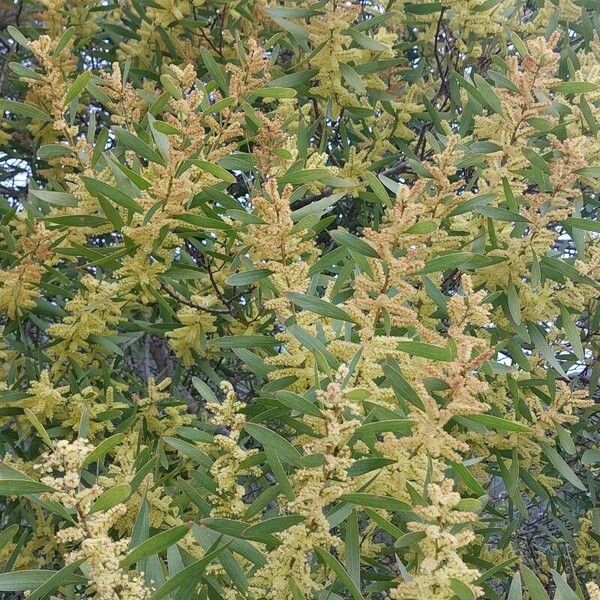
[0,0,599,598]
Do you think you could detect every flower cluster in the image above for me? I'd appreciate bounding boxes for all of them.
[36,440,152,599]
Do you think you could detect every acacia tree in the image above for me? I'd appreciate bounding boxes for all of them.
[0,0,598,598]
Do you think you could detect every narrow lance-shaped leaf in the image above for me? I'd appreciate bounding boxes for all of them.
[245,423,304,467]
[121,525,190,567]
[329,229,380,258]
[113,127,166,165]
[539,441,586,492]
[314,547,366,600]
[286,292,355,323]
[0,100,52,122]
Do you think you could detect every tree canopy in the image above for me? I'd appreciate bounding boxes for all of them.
[0,0,599,598]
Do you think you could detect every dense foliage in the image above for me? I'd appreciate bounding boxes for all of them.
[0,0,599,598]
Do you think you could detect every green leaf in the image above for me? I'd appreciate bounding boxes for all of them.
[92,128,109,168]
[448,194,496,217]
[244,515,305,540]
[576,166,600,179]
[314,547,365,600]
[64,71,93,105]
[265,449,295,500]
[557,423,576,456]
[9,62,42,81]
[473,73,504,114]
[152,120,182,135]
[554,81,600,94]
[365,172,391,207]
[354,58,403,75]
[407,220,436,234]
[0,390,31,403]
[0,100,52,122]
[148,114,169,162]
[98,195,123,229]
[0,524,18,553]
[527,323,567,377]
[582,449,600,465]
[160,74,182,99]
[209,335,278,349]
[539,441,586,491]
[268,69,318,89]
[7,26,30,48]
[27,559,86,600]
[453,74,488,111]
[92,330,126,354]
[579,96,598,134]
[245,423,303,466]
[0,480,54,496]
[225,269,272,287]
[475,206,528,222]
[348,458,396,476]
[348,30,387,51]
[540,255,598,289]
[175,214,231,230]
[121,525,190,567]
[382,361,425,410]
[89,483,131,514]
[37,144,71,159]
[550,570,579,600]
[106,153,152,189]
[397,341,453,361]
[251,87,297,99]
[560,305,585,362]
[30,189,78,207]
[353,419,412,439]
[456,497,483,513]
[191,377,219,404]
[451,461,487,496]
[291,193,345,222]
[405,2,443,14]
[286,292,354,322]
[329,230,379,258]
[52,26,76,55]
[23,408,52,448]
[464,414,531,433]
[450,579,475,600]
[279,168,329,185]
[511,32,528,57]
[340,63,367,95]
[507,572,523,600]
[563,217,600,233]
[200,47,228,93]
[267,14,309,45]
[0,570,84,592]
[507,282,522,325]
[419,252,471,274]
[340,493,411,513]
[163,437,212,467]
[188,159,236,184]
[82,176,143,213]
[520,565,550,600]
[150,544,228,600]
[113,127,166,165]
[202,518,249,538]
[275,391,324,418]
[345,510,360,589]
[84,433,126,466]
